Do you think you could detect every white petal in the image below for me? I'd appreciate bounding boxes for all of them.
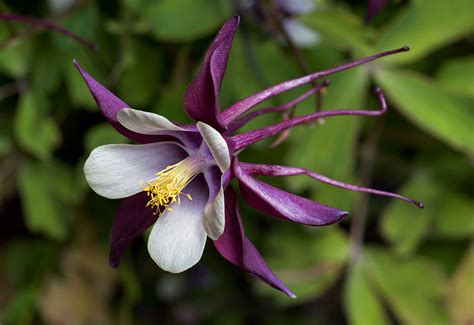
[84,142,186,199]
[118,108,186,134]
[203,186,225,240]
[196,122,230,172]
[147,178,208,273]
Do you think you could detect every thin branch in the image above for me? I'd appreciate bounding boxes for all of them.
[349,118,384,263]
[0,3,96,51]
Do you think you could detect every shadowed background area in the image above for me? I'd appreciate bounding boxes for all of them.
[0,0,473,324]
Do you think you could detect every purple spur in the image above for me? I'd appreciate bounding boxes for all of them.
[76,16,421,297]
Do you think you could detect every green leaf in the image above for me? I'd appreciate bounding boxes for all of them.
[366,247,449,324]
[432,192,474,238]
[2,240,59,286]
[345,262,390,325]
[31,39,62,94]
[380,173,439,255]
[0,287,38,325]
[447,242,474,324]
[144,0,231,42]
[0,135,12,156]
[381,172,474,254]
[437,56,474,98]
[152,83,190,123]
[375,0,474,64]
[52,2,99,51]
[376,69,474,155]
[84,123,129,153]
[14,92,61,160]
[300,8,374,55]
[0,33,33,77]
[18,161,76,240]
[0,115,13,156]
[118,39,162,108]
[259,226,349,303]
[286,67,369,211]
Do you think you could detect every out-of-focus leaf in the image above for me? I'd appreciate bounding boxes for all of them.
[52,2,99,50]
[0,136,12,156]
[0,116,12,156]
[437,56,474,98]
[345,261,390,325]
[122,0,155,13]
[2,240,59,287]
[366,247,449,324]
[118,39,161,108]
[118,264,142,303]
[380,173,438,255]
[259,226,348,303]
[84,123,129,153]
[0,287,38,325]
[447,242,474,324]
[0,33,33,77]
[376,69,474,155]
[432,192,474,238]
[300,8,374,54]
[31,39,62,94]
[14,92,61,160]
[286,68,369,211]
[381,172,474,254]
[18,160,81,240]
[144,0,231,42]
[152,83,190,123]
[375,0,474,64]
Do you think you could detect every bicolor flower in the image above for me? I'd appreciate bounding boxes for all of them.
[76,16,421,297]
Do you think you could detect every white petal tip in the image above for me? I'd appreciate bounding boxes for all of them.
[118,108,185,134]
[196,122,231,172]
[203,187,225,240]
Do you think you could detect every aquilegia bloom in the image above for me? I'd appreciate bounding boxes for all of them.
[76,16,421,297]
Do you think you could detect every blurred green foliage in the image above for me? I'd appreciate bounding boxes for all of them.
[0,0,473,324]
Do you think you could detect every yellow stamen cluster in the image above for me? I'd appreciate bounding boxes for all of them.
[142,155,204,215]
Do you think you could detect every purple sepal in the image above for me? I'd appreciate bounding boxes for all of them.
[234,162,348,226]
[110,192,157,268]
[74,60,170,144]
[214,187,295,298]
[183,16,240,130]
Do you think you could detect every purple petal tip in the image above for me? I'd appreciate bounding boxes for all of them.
[402,46,410,51]
[109,256,120,268]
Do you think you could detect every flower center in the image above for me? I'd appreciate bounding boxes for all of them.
[142,154,206,215]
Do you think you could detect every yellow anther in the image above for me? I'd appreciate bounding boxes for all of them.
[142,155,204,215]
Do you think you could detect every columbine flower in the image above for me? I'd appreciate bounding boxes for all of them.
[76,16,421,297]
